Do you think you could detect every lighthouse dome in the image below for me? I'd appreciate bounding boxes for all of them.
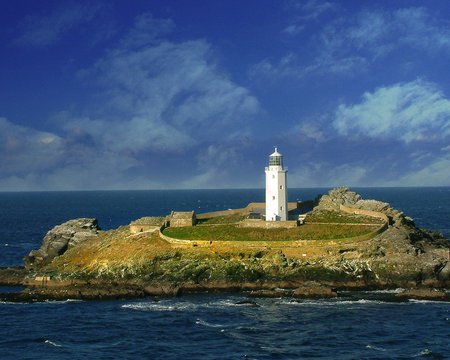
[270,147,282,157]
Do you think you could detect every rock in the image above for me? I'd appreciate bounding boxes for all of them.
[143,284,180,296]
[395,288,449,301]
[0,267,27,285]
[316,187,407,225]
[315,187,361,211]
[248,288,293,298]
[437,261,450,281]
[0,285,145,302]
[24,218,100,270]
[292,285,337,298]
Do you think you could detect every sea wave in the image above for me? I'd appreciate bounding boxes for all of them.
[276,298,388,307]
[44,339,62,347]
[122,301,198,312]
[413,348,445,359]
[122,298,260,312]
[366,344,387,352]
[195,318,225,328]
[408,299,450,304]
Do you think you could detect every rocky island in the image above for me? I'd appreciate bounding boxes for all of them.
[1,188,449,302]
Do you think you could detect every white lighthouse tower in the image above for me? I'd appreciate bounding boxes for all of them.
[265,147,288,221]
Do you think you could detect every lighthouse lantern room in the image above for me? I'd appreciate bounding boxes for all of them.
[265,147,288,221]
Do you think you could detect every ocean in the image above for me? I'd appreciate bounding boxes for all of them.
[0,188,449,359]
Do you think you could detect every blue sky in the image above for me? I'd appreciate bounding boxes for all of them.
[1,0,450,190]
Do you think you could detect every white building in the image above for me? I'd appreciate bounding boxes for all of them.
[265,147,288,221]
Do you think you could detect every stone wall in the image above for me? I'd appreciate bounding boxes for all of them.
[339,205,389,223]
[196,208,246,220]
[129,224,162,234]
[238,219,299,228]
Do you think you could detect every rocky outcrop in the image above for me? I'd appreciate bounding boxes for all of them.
[0,266,27,285]
[395,288,449,301]
[316,187,407,225]
[24,218,100,270]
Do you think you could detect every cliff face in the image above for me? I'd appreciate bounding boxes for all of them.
[23,218,100,270]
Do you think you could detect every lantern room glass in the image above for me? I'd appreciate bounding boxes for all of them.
[269,156,282,166]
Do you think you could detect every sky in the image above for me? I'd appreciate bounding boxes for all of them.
[1,0,450,191]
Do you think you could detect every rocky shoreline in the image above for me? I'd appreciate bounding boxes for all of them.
[1,188,449,303]
[1,269,449,303]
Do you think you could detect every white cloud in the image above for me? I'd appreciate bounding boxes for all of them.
[267,6,450,81]
[14,2,104,47]
[77,33,259,154]
[292,121,326,142]
[385,154,450,186]
[321,7,450,62]
[286,0,337,21]
[282,24,305,36]
[250,53,367,80]
[2,13,260,190]
[333,80,450,143]
[119,13,175,48]
[0,117,63,173]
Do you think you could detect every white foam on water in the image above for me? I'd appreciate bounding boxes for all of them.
[360,288,404,294]
[0,301,25,305]
[40,299,84,305]
[413,348,444,358]
[195,318,225,328]
[45,339,62,347]
[277,298,386,307]
[207,299,260,308]
[366,344,387,352]
[408,299,450,304]
[122,298,260,312]
[122,301,199,312]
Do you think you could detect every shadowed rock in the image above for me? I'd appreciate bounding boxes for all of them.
[24,218,100,270]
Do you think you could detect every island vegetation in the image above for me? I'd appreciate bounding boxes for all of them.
[1,188,449,302]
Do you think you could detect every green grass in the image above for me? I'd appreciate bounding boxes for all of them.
[163,223,379,241]
[305,210,384,224]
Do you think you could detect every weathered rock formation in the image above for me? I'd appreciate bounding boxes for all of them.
[315,187,407,225]
[24,218,100,270]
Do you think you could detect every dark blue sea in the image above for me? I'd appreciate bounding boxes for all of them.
[0,188,449,359]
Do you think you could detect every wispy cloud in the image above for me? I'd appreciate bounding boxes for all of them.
[320,7,450,64]
[250,53,367,80]
[259,6,450,80]
[333,79,450,143]
[77,32,259,154]
[385,154,450,186]
[14,2,106,47]
[285,0,337,21]
[2,12,260,190]
[119,13,175,48]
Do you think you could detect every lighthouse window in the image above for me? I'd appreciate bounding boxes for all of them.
[272,175,275,179]
[280,206,283,211]
[269,156,282,166]
[280,185,283,190]
[272,196,275,200]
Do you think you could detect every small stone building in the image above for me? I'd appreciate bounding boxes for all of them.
[170,211,197,227]
[129,217,165,234]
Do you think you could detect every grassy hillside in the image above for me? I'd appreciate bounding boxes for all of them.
[164,224,379,241]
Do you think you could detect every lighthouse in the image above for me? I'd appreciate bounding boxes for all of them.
[265,147,288,221]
